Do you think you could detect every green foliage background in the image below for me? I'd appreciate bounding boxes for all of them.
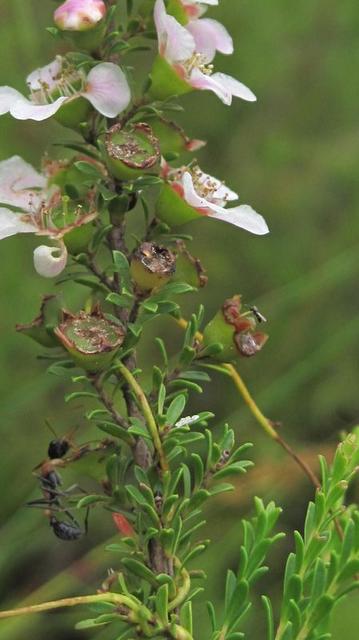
[0,1,358,638]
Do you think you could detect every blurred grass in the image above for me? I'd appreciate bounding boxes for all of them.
[0,0,359,638]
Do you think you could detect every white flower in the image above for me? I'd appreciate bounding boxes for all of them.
[166,164,269,235]
[0,57,131,122]
[0,156,95,277]
[154,0,255,105]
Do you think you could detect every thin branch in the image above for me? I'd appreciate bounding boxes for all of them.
[174,317,321,490]
[116,362,168,473]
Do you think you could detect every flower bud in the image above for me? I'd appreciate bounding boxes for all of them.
[54,0,107,51]
[55,308,125,371]
[54,0,106,31]
[104,122,160,181]
[130,242,176,292]
[16,295,63,348]
[202,295,268,361]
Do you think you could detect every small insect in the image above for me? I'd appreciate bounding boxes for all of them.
[249,305,267,323]
[49,508,89,541]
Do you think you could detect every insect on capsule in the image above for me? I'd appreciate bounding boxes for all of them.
[249,305,267,323]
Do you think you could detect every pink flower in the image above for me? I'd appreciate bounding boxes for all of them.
[164,164,269,235]
[0,156,95,277]
[54,0,106,31]
[0,57,130,122]
[154,0,255,105]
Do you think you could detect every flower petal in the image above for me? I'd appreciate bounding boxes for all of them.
[10,96,67,121]
[211,72,257,102]
[0,87,25,115]
[26,58,63,92]
[182,171,210,208]
[187,18,233,62]
[33,243,68,278]
[84,63,131,117]
[0,156,46,211]
[0,207,37,240]
[211,204,269,235]
[189,68,232,103]
[155,0,195,63]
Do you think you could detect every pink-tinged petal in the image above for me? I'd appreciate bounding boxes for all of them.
[10,96,67,121]
[0,87,24,115]
[210,204,269,235]
[54,0,106,31]
[185,138,206,151]
[189,68,231,103]
[187,18,233,62]
[183,0,218,19]
[0,207,37,240]
[155,0,195,63]
[26,58,62,91]
[84,63,131,117]
[182,171,210,209]
[211,72,257,102]
[33,243,68,278]
[0,156,46,211]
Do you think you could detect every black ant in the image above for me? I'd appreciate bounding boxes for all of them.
[49,508,89,542]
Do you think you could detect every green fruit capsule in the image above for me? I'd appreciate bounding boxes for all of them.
[130,242,176,292]
[55,308,125,372]
[104,122,160,181]
[202,295,268,362]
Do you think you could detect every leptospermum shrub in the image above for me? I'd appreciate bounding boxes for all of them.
[0,2,358,639]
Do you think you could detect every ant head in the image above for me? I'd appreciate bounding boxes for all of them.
[48,439,70,459]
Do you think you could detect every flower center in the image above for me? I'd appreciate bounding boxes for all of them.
[28,58,85,105]
[182,53,213,77]
[190,166,218,201]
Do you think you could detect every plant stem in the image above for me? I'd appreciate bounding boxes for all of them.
[0,592,138,620]
[116,361,168,473]
[175,317,320,490]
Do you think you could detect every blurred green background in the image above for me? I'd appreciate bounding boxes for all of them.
[0,0,358,638]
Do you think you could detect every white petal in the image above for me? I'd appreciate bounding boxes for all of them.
[10,96,67,121]
[189,68,232,103]
[33,244,68,278]
[26,58,63,91]
[0,207,37,240]
[154,0,195,63]
[182,171,211,209]
[0,87,25,115]
[211,72,257,102]
[0,156,46,211]
[187,19,233,63]
[84,63,131,117]
[211,204,269,235]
